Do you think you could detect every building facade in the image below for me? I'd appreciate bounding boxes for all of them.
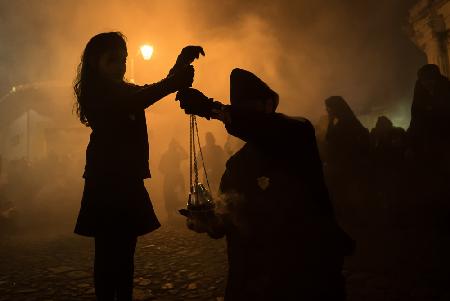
[409,0,450,76]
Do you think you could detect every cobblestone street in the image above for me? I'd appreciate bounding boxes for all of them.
[1,224,450,300]
[0,226,227,301]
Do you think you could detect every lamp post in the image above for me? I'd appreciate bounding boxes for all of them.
[129,44,154,83]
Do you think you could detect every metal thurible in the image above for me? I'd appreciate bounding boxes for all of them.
[188,183,214,211]
[182,115,215,215]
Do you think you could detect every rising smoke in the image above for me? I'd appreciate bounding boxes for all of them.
[0,0,425,232]
[0,0,425,117]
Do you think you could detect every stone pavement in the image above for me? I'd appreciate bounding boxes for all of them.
[0,226,227,301]
[1,224,450,300]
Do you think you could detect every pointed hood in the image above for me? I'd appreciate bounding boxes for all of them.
[230,68,279,111]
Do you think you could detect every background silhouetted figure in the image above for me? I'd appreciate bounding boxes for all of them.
[408,64,450,199]
[370,116,407,222]
[408,64,450,158]
[200,132,226,194]
[407,64,450,217]
[325,96,370,169]
[405,64,450,276]
[177,68,352,301]
[324,96,371,223]
[73,32,199,301]
[158,139,187,223]
[314,114,330,161]
[0,166,16,235]
[371,116,406,163]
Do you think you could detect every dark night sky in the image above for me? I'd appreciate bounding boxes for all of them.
[0,0,426,124]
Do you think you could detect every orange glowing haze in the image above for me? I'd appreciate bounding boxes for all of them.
[1,0,425,121]
[0,0,425,222]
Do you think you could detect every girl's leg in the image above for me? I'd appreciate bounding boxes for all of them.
[116,236,138,301]
[94,236,116,301]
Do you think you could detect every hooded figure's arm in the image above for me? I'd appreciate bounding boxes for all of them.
[176,88,315,163]
[219,107,316,165]
[177,88,314,149]
[225,107,311,143]
[185,213,227,239]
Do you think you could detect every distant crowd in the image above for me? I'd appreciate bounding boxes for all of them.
[1,64,449,237]
[317,64,450,233]
[0,152,83,234]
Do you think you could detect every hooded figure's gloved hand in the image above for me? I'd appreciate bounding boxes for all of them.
[186,216,208,233]
[176,88,221,119]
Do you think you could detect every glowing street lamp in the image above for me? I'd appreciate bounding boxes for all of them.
[129,44,154,83]
[140,45,154,61]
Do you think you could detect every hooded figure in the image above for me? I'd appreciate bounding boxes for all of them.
[199,132,227,195]
[323,96,371,222]
[158,139,188,222]
[325,96,370,168]
[407,65,450,233]
[369,116,407,218]
[177,68,353,301]
[370,116,406,166]
[408,64,450,154]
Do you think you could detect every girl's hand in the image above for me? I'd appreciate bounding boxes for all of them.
[175,46,205,66]
[166,65,195,92]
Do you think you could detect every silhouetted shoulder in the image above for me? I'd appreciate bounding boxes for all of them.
[291,115,314,128]
[277,114,315,135]
[224,143,247,170]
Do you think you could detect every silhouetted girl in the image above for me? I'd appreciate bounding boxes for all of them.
[73,31,201,301]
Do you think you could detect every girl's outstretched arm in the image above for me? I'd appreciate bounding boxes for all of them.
[88,65,194,113]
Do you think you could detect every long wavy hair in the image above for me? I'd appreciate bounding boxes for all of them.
[73,32,127,126]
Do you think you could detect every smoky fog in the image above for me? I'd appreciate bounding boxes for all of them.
[4,0,450,300]
[0,0,424,235]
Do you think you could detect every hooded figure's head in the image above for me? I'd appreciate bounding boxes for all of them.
[417,64,441,82]
[230,68,279,113]
[325,96,357,121]
[375,116,393,131]
[417,64,444,95]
